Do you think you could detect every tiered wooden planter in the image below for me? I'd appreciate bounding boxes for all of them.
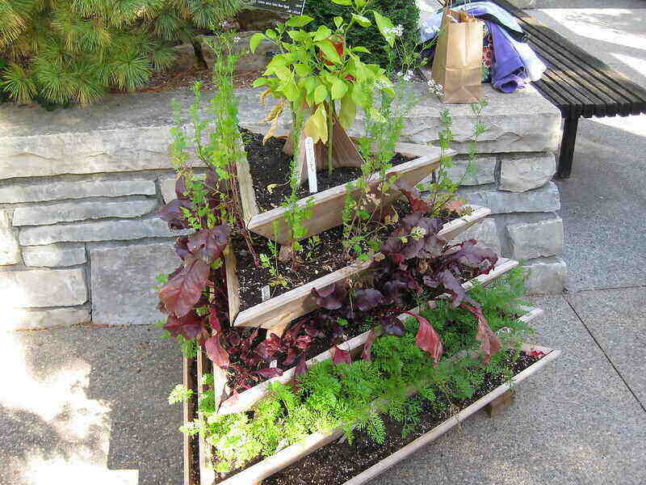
[180,133,560,484]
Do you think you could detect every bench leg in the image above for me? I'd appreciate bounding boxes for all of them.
[557,115,579,178]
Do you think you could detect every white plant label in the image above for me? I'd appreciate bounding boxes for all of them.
[305,137,318,194]
[261,285,271,302]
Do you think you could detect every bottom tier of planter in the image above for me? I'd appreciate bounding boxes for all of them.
[183,317,560,485]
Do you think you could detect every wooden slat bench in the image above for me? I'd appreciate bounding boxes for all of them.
[494,0,646,178]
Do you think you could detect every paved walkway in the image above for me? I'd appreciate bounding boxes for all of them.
[1,1,645,484]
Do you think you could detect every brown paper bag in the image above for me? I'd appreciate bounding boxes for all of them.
[431,9,484,104]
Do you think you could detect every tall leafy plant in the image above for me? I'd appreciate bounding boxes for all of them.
[249,0,395,173]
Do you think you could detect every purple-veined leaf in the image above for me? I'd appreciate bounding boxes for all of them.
[255,334,282,361]
[209,307,222,333]
[187,225,230,263]
[412,313,443,364]
[295,356,309,377]
[159,198,192,230]
[311,283,347,310]
[354,288,384,312]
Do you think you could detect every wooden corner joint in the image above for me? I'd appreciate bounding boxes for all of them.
[485,389,516,417]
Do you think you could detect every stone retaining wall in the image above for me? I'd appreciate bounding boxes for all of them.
[0,85,565,330]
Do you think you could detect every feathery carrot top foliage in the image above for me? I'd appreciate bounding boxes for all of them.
[0,0,241,106]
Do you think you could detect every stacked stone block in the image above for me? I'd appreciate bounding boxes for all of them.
[0,84,565,330]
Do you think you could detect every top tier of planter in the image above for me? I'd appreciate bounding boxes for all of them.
[237,135,449,245]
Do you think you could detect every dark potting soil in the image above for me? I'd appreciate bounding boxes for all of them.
[236,225,351,311]
[241,129,411,211]
[264,351,539,485]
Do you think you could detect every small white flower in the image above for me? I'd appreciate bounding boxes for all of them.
[396,71,404,77]
[427,79,444,96]
[233,35,241,43]
[403,69,414,82]
[385,25,404,37]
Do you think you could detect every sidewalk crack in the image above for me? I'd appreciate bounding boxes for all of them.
[563,295,646,414]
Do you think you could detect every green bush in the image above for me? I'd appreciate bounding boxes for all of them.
[304,0,420,69]
[0,0,242,106]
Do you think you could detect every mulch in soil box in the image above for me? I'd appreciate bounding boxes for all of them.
[238,129,450,245]
[226,205,492,330]
[185,308,558,485]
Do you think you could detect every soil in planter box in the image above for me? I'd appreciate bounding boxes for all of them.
[241,129,411,211]
[265,351,539,485]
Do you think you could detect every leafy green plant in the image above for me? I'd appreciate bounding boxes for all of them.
[250,0,394,173]
[0,0,242,106]
[260,238,289,290]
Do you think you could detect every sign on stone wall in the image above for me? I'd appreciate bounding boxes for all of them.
[252,0,305,15]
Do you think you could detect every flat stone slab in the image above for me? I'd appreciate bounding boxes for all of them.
[22,245,86,267]
[508,217,564,260]
[13,198,158,226]
[0,84,561,180]
[90,242,179,325]
[0,178,156,204]
[524,257,567,295]
[499,152,556,192]
[19,218,176,246]
[460,181,561,215]
[0,268,87,308]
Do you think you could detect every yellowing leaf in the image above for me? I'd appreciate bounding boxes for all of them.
[267,184,279,194]
[303,104,328,144]
[249,33,265,53]
[339,94,356,129]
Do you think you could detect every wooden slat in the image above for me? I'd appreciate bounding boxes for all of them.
[183,357,197,485]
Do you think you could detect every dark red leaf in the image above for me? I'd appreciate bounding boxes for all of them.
[255,334,282,361]
[354,288,384,312]
[331,345,352,365]
[294,356,309,376]
[175,175,188,200]
[205,335,230,369]
[187,225,230,263]
[159,198,192,230]
[256,367,284,379]
[414,314,443,364]
[209,307,222,333]
[361,329,377,361]
[163,312,205,339]
[395,179,432,213]
[462,304,502,364]
[159,254,210,317]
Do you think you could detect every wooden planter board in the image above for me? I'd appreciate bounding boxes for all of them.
[237,140,450,245]
[186,312,557,485]
[228,205,492,330]
[218,257,519,417]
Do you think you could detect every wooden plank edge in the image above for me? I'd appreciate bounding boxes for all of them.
[220,258,518,416]
[234,206,492,329]
[235,136,260,225]
[342,343,560,485]
[196,350,216,485]
[183,357,196,485]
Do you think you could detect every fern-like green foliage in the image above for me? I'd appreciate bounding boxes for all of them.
[173,270,536,473]
[0,0,242,106]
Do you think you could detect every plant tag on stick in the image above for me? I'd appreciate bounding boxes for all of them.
[261,285,271,302]
[305,137,318,194]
